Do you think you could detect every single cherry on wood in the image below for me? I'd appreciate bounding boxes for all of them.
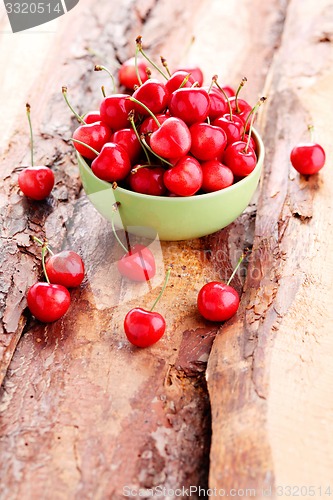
[112,203,156,282]
[33,237,85,288]
[290,125,326,175]
[124,269,171,347]
[18,103,55,201]
[197,253,244,322]
[27,244,71,323]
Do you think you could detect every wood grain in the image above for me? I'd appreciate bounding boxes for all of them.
[1,0,332,497]
[207,0,333,495]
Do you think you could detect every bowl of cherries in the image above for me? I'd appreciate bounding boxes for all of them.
[67,38,265,241]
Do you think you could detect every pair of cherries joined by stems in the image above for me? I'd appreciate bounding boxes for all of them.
[27,238,85,323]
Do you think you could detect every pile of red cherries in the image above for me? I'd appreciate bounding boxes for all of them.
[17,37,326,347]
[68,36,266,197]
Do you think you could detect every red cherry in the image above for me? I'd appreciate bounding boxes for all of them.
[129,166,166,196]
[223,141,257,177]
[18,103,55,201]
[201,160,234,193]
[189,123,227,161]
[169,87,210,125]
[150,117,191,159]
[213,114,244,145]
[27,282,71,323]
[243,134,257,154]
[229,97,252,127]
[290,143,326,175]
[18,166,55,201]
[204,87,228,120]
[165,71,195,95]
[220,85,235,98]
[124,308,166,347]
[132,79,169,116]
[118,57,149,89]
[73,122,112,160]
[45,251,85,288]
[112,128,142,164]
[175,65,204,86]
[139,113,169,145]
[84,111,101,124]
[197,282,239,322]
[164,156,203,196]
[91,143,131,182]
[99,94,133,130]
[117,244,156,282]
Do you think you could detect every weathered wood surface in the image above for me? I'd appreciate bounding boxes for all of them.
[0,0,332,498]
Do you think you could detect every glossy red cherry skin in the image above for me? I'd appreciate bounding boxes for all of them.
[91,143,131,182]
[132,79,169,116]
[229,97,252,127]
[290,143,326,175]
[84,111,101,124]
[197,282,239,322]
[118,57,149,89]
[117,244,156,282]
[112,128,142,164]
[27,282,71,323]
[45,251,85,288]
[73,122,112,160]
[165,71,195,95]
[99,94,133,131]
[220,85,235,98]
[213,114,244,145]
[18,166,55,200]
[139,113,169,145]
[201,160,234,193]
[164,156,203,196]
[129,166,166,196]
[190,123,227,161]
[150,117,191,159]
[223,141,257,177]
[169,87,210,125]
[204,87,228,120]
[124,307,166,348]
[175,66,204,86]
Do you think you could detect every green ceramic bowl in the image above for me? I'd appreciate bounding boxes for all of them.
[77,129,264,241]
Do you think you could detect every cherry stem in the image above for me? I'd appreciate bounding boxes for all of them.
[41,245,50,284]
[94,65,116,94]
[160,56,172,77]
[136,36,168,80]
[226,253,245,286]
[101,85,106,98]
[111,204,128,254]
[140,136,173,167]
[245,97,267,152]
[179,73,191,89]
[213,76,233,120]
[308,124,315,142]
[33,236,54,255]
[26,103,34,167]
[128,112,151,165]
[135,45,143,86]
[235,77,247,113]
[128,97,161,127]
[150,269,171,312]
[71,138,99,156]
[242,96,267,141]
[62,87,86,125]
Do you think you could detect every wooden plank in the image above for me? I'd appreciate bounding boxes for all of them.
[207,0,333,493]
[1,0,322,497]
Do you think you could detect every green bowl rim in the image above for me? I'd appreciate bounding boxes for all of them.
[77,128,264,202]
